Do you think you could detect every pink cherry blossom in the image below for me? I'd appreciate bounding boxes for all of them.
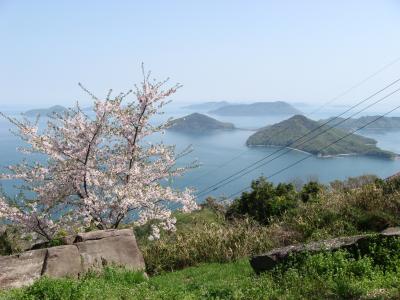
[0,68,198,241]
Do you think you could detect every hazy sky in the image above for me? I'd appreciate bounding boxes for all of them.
[1,0,400,108]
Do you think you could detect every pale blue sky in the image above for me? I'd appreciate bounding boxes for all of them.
[0,0,400,108]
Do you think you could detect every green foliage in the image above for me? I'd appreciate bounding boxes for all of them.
[226,177,298,225]
[300,181,324,203]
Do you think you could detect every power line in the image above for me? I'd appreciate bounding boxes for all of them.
[196,78,400,197]
[309,55,400,115]
[227,104,400,199]
[187,56,400,184]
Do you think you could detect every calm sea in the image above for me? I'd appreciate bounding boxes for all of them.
[1,105,400,201]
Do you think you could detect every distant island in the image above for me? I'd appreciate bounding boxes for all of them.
[168,113,235,134]
[182,101,231,111]
[209,101,301,116]
[320,116,400,133]
[246,115,397,159]
[24,105,67,117]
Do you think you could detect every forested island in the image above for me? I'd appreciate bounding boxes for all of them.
[246,115,397,159]
[209,101,301,116]
[168,113,235,133]
[320,116,400,132]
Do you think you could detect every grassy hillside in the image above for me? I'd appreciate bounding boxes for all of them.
[2,175,400,299]
[3,239,400,299]
[168,113,235,133]
[247,115,396,159]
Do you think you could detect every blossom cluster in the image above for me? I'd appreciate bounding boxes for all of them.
[0,69,198,241]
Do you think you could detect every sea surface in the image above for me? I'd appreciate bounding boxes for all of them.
[1,105,400,202]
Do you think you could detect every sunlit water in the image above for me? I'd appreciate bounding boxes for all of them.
[1,107,399,202]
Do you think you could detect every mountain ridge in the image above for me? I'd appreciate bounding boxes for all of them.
[209,101,301,116]
[168,113,235,133]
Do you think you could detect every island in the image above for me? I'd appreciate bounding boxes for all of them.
[319,116,400,133]
[168,113,235,134]
[246,115,397,159]
[24,105,67,117]
[182,101,231,111]
[209,101,301,116]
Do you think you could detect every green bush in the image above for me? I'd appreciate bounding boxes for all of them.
[226,177,298,225]
[300,181,324,203]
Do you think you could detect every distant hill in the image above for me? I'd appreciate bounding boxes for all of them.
[246,115,396,159]
[168,113,235,133]
[209,101,301,116]
[320,116,400,132]
[182,101,231,111]
[24,105,67,117]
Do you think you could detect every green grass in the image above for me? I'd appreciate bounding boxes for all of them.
[3,238,400,300]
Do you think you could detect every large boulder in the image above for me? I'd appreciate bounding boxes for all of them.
[76,235,145,272]
[250,227,400,274]
[0,229,145,289]
[42,245,82,278]
[0,248,47,289]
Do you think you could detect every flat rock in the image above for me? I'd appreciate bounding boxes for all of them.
[0,229,145,289]
[76,235,145,272]
[74,228,133,243]
[250,227,400,274]
[381,227,400,236]
[42,245,81,278]
[0,249,47,289]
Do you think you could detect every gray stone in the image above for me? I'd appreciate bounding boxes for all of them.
[76,235,145,272]
[0,249,47,289]
[42,245,81,278]
[74,228,133,243]
[61,235,76,245]
[381,227,400,236]
[0,229,145,289]
[250,227,400,274]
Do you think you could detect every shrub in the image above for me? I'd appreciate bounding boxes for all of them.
[140,217,273,274]
[226,177,298,225]
[275,178,400,242]
[299,181,324,203]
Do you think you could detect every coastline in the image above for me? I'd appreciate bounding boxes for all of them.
[246,144,396,159]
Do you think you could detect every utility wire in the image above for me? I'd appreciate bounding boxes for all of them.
[227,104,400,199]
[309,56,400,115]
[196,78,400,197]
[188,56,400,184]
[196,85,400,197]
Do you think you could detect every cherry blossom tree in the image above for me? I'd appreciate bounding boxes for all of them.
[0,68,198,241]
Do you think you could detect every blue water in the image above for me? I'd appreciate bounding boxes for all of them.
[1,107,400,201]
